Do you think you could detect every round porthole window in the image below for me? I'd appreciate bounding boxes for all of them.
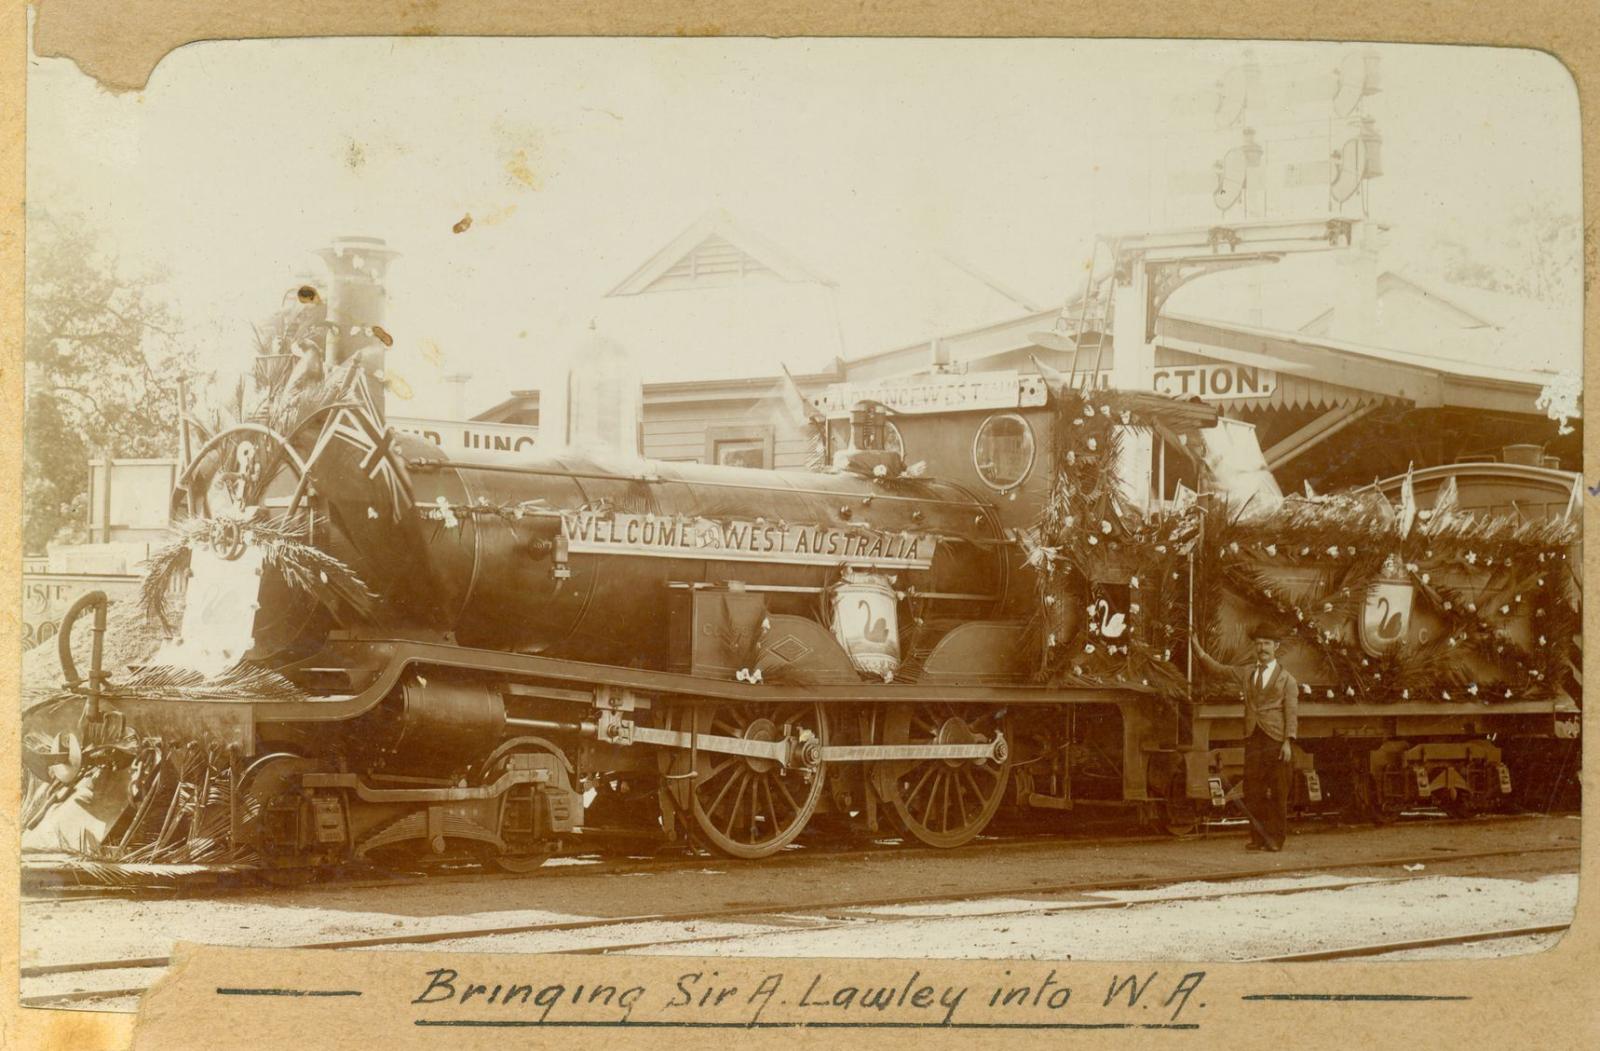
[972,413,1035,491]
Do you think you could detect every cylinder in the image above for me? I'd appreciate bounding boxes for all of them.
[390,680,507,771]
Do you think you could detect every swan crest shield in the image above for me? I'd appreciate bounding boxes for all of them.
[1359,580,1416,657]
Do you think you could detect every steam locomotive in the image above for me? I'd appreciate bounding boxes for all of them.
[21,355,1582,882]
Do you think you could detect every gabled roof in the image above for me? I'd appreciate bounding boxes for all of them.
[607,208,836,296]
[1372,272,1499,329]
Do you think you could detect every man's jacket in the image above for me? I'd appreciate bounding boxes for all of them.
[1225,663,1299,742]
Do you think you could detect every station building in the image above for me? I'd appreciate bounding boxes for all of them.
[474,213,1580,502]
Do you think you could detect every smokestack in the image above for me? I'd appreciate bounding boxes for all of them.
[315,236,399,416]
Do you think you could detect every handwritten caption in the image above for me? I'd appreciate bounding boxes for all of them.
[410,965,1208,1028]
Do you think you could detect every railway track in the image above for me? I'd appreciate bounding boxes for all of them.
[1253,925,1570,962]
[20,842,1578,1010]
[21,808,1567,903]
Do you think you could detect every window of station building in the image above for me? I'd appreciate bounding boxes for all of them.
[706,426,774,469]
[972,413,1035,491]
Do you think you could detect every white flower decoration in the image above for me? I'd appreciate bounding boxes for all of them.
[1100,519,1113,534]
[1327,545,1340,557]
[1265,544,1278,556]
[1085,643,1097,654]
[1087,438,1098,451]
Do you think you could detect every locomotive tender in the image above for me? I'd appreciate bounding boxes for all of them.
[22,356,1582,880]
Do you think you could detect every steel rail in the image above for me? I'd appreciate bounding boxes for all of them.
[20,809,1573,905]
[20,843,1577,990]
[1251,924,1570,962]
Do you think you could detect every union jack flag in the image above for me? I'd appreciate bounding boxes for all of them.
[342,366,385,424]
[306,403,414,521]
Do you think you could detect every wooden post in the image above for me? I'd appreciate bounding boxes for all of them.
[98,451,113,543]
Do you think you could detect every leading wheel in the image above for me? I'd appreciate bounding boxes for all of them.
[476,738,573,874]
[875,702,1011,848]
[666,701,828,860]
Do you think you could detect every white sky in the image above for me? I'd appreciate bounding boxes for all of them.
[27,37,1581,417]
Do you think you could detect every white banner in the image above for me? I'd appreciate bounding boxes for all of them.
[391,416,540,456]
[816,371,1048,417]
[560,512,936,570]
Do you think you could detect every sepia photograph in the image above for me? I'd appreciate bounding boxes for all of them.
[14,30,1585,1026]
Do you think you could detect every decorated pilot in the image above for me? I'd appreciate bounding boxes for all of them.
[1190,621,1299,851]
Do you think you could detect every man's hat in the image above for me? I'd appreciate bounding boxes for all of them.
[1249,621,1288,642]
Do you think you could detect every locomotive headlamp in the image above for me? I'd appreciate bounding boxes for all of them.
[850,402,889,451]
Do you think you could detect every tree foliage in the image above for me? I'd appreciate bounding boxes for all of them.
[24,214,194,554]
[1427,195,1583,306]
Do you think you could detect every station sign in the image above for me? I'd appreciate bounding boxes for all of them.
[1149,363,1278,401]
[815,371,1049,418]
[559,511,936,570]
[390,416,540,456]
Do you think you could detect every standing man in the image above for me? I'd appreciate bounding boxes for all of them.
[1190,624,1298,851]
